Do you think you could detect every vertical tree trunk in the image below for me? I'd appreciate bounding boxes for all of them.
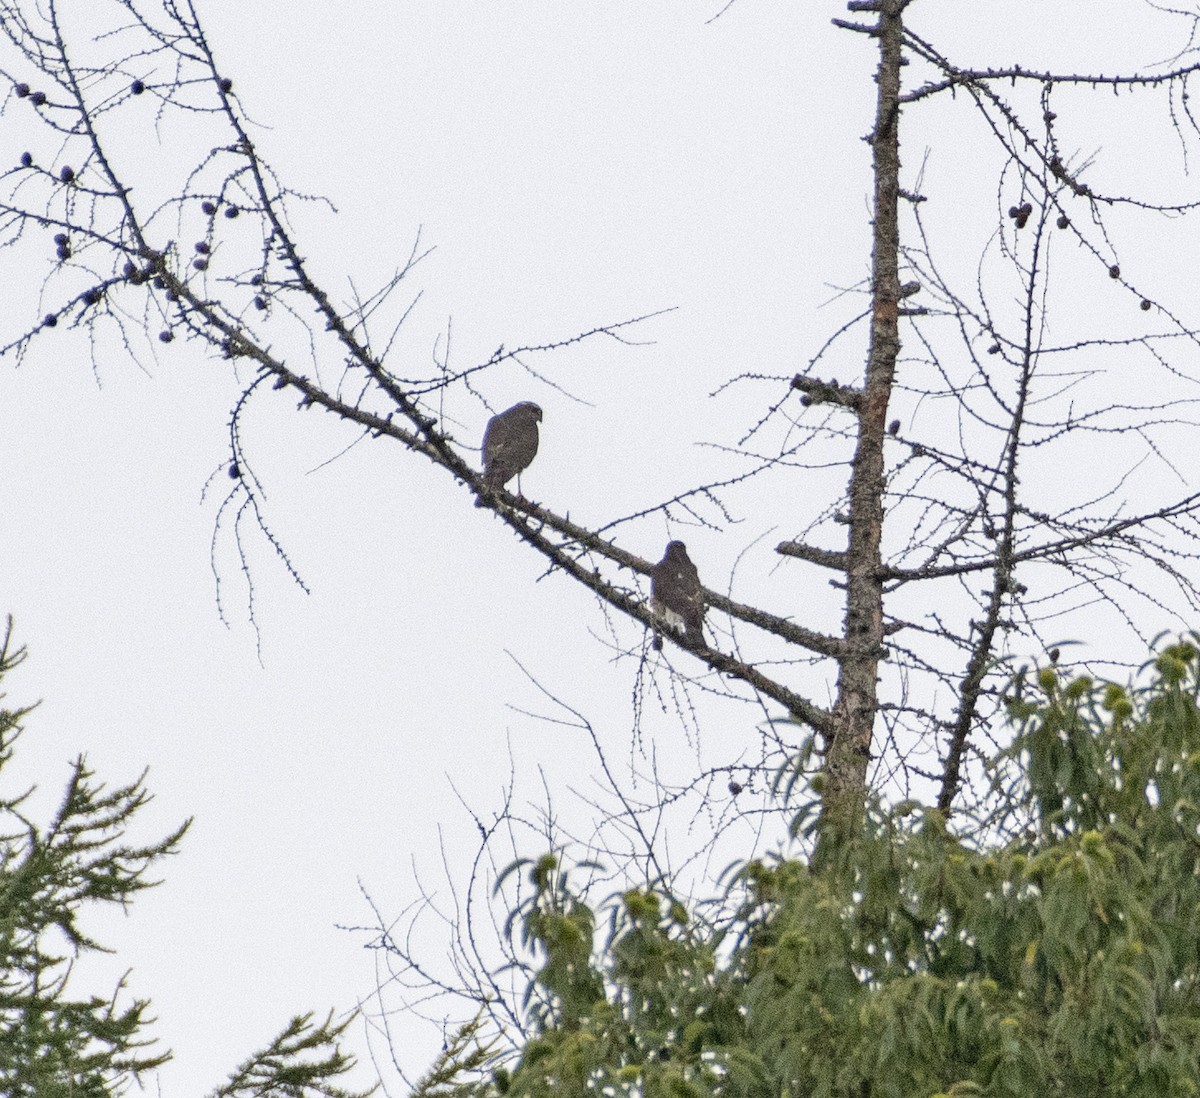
[821,1,905,838]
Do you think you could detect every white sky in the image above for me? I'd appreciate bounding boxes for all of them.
[1,2,1196,1094]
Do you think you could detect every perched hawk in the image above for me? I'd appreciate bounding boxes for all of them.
[476,401,542,506]
[650,540,705,649]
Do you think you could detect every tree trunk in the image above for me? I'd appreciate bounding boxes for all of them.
[821,1,905,839]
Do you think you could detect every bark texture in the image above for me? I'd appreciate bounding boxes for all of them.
[821,1,905,837]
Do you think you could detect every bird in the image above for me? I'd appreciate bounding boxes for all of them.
[650,540,705,650]
[476,402,542,506]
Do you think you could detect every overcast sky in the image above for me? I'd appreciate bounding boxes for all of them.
[1,2,1195,1094]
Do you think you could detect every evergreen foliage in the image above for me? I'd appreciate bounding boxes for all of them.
[0,623,182,1096]
[446,642,1200,1098]
[210,1011,370,1098]
[0,620,371,1097]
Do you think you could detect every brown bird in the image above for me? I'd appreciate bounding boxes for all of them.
[476,401,542,506]
[650,540,705,650]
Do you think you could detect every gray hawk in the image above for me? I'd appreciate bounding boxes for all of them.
[650,540,705,649]
[477,401,542,506]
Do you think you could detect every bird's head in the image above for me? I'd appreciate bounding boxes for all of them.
[515,402,542,422]
[666,540,689,559]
